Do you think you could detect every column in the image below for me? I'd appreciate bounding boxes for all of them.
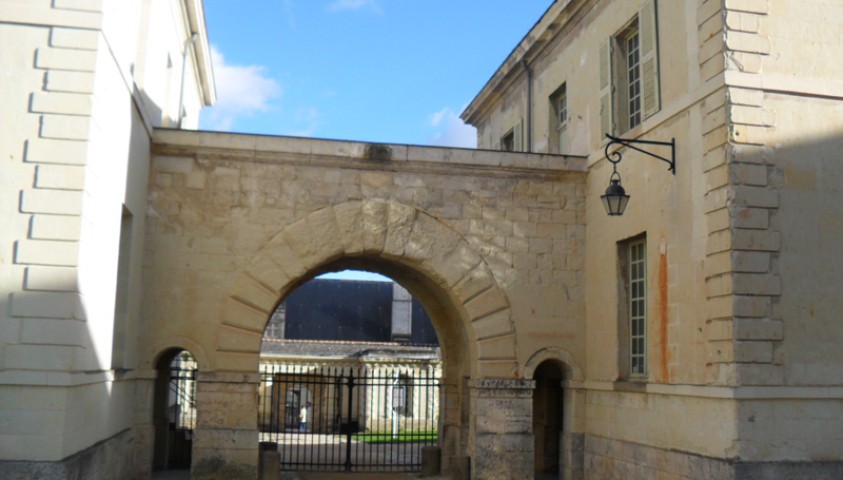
[192,372,260,480]
[470,378,535,480]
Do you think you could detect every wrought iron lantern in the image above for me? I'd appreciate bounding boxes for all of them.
[601,134,676,216]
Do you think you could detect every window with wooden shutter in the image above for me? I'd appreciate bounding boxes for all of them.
[550,83,568,154]
[599,39,613,138]
[603,0,660,135]
[639,0,660,120]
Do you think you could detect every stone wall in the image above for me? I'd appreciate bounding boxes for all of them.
[143,130,587,477]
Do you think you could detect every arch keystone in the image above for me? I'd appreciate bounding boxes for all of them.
[358,199,390,253]
[381,201,419,260]
[332,201,365,255]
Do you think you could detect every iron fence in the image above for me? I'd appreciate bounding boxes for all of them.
[258,363,440,472]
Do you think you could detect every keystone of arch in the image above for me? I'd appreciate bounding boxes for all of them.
[221,199,517,378]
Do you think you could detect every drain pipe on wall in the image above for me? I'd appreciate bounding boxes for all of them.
[522,59,533,153]
[177,32,198,128]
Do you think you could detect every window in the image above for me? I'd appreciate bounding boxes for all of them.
[550,83,568,153]
[389,375,413,417]
[264,304,286,339]
[500,119,523,152]
[600,0,660,137]
[501,130,515,151]
[619,236,647,379]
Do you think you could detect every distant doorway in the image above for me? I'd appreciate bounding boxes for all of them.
[152,350,197,472]
[533,361,564,477]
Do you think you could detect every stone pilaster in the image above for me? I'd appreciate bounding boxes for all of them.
[470,378,534,480]
[702,0,781,386]
[192,372,260,480]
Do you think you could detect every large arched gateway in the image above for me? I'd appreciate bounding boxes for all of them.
[135,131,587,479]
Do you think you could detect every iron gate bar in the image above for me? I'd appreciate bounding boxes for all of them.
[259,362,440,472]
[167,359,197,469]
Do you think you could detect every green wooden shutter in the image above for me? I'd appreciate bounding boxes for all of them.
[599,38,613,138]
[639,0,660,119]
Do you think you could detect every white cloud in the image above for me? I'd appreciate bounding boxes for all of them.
[428,107,476,148]
[200,46,282,131]
[327,0,382,14]
[290,106,321,137]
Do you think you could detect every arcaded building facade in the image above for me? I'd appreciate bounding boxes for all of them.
[2,0,843,479]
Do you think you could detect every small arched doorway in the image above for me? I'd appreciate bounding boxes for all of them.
[152,349,198,472]
[533,360,564,478]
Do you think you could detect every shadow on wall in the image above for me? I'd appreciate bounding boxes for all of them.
[730,122,843,463]
[0,82,169,478]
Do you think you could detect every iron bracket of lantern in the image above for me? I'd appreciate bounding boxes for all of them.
[601,134,676,216]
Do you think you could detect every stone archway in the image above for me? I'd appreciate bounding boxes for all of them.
[192,199,521,479]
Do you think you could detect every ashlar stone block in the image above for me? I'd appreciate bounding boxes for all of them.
[30,91,92,116]
[35,47,97,72]
[15,239,79,266]
[25,138,89,165]
[40,114,90,140]
[29,214,82,241]
[35,164,86,190]
[43,70,95,94]
[20,189,83,215]
[24,266,79,292]
[50,27,99,49]
[10,291,83,319]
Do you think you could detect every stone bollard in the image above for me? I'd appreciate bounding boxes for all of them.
[420,446,441,477]
[259,442,280,480]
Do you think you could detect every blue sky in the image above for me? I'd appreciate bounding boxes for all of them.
[199,1,551,282]
[199,0,552,148]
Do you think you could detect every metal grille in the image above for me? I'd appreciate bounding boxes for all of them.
[167,356,197,468]
[259,363,440,472]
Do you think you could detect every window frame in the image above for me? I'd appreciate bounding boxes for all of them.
[550,83,568,154]
[618,235,648,380]
[599,0,660,138]
[619,20,642,132]
[501,129,515,152]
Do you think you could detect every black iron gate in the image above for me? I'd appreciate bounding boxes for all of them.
[259,364,439,472]
[167,356,196,468]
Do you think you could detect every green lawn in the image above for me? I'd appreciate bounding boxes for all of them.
[352,430,438,444]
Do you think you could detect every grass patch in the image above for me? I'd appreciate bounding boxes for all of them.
[352,430,438,444]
